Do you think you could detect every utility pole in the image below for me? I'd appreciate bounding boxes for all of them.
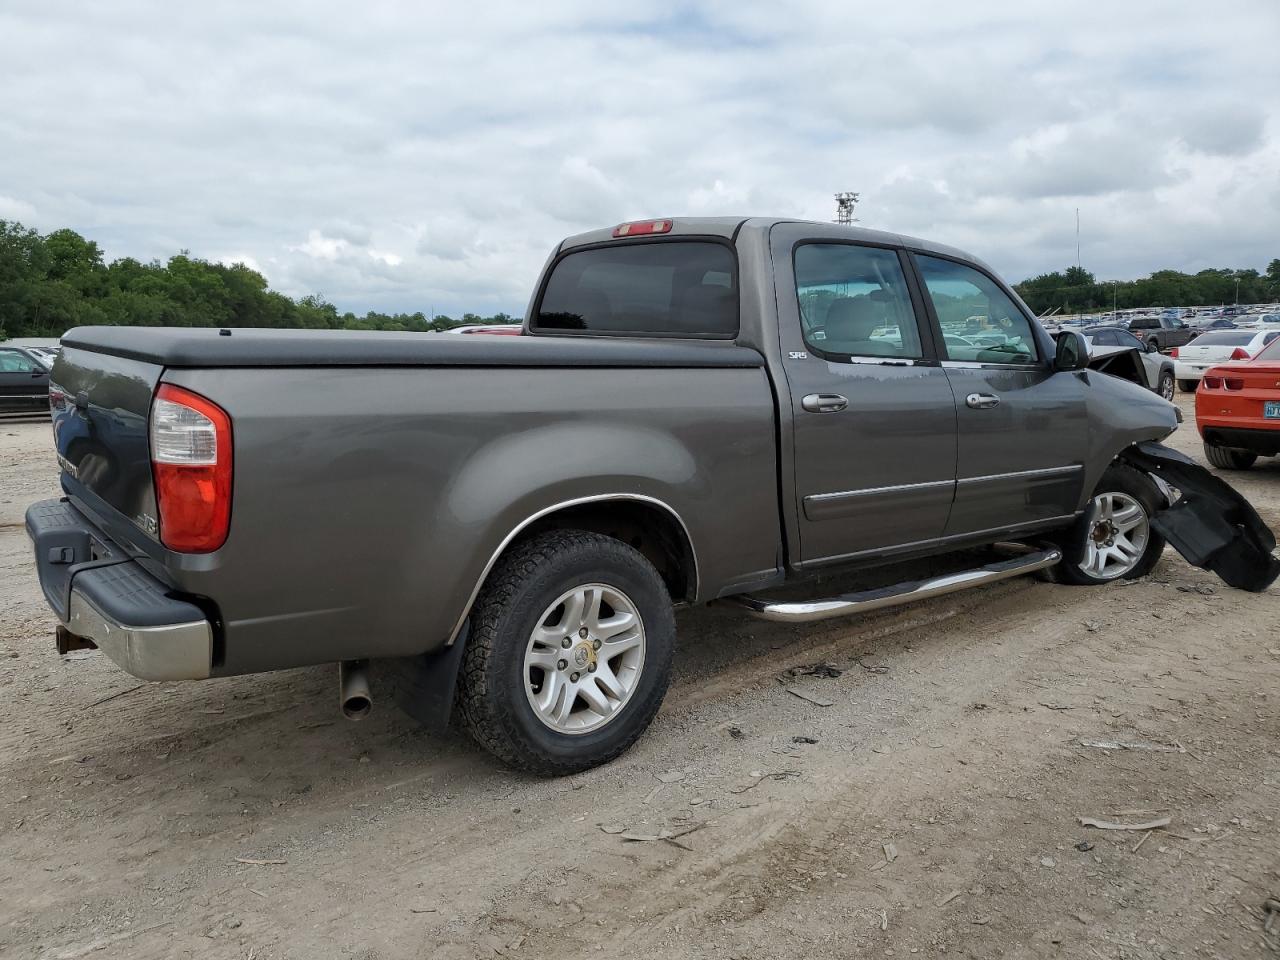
[1235,278,1240,305]
[834,192,860,225]
[1076,208,1081,269]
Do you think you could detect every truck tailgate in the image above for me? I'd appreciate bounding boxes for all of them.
[50,346,163,543]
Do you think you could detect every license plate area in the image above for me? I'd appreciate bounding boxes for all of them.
[1264,401,1280,419]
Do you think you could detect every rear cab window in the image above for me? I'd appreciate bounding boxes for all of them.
[534,241,738,338]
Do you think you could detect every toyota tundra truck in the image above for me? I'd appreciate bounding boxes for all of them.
[27,217,1278,774]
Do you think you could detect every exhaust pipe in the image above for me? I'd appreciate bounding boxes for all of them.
[339,659,372,720]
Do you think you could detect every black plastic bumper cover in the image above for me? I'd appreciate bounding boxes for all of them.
[1120,441,1280,592]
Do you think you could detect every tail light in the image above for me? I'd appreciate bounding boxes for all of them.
[48,384,68,412]
[612,219,672,238]
[149,384,232,552]
[1223,377,1244,390]
[1202,376,1222,389]
[1230,347,1250,360]
[1170,347,1179,358]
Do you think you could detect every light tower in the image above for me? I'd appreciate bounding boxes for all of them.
[834,192,860,225]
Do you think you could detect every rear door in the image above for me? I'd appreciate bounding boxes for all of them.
[909,253,1088,537]
[770,229,958,565]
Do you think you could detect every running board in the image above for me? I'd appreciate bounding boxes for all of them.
[724,545,1062,624]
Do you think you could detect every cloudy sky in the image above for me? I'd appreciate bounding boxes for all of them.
[2,1,1278,316]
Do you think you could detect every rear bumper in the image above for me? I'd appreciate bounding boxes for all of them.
[26,498,213,681]
[1172,361,1210,380]
[1200,426,1280,457]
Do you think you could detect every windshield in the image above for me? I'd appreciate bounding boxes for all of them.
[1256,337,1280,362]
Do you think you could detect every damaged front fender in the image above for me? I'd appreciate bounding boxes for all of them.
[1119,441,1280,592]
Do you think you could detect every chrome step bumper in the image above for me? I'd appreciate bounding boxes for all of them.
[724,544,1062,624]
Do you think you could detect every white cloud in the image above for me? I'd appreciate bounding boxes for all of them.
[0,0,1277,314]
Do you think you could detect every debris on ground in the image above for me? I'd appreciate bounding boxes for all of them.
[792,735,819,744]
[1075,841,1094,852]
[1078,816,1172,831]
[786,688,834,707]
[1078,738,1185,753]
[655,770,685,783]
[855,657,890,674]
[936,890,962,906]
[730,770,801,794]
[727,726,745,740]
[879,909,888,931]
[234,857,287,866]
[1263,898,1279,936]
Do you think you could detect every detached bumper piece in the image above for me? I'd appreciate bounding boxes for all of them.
[1120,441,1280,592]
[26,498,213,680]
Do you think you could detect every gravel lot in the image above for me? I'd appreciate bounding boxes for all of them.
[1,394,1278,960]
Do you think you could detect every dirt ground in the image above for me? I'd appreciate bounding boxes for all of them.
[1,394,1278,960]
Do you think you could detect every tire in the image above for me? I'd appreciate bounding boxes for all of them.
[457,530,676,776]
[1157,371,1175,401]
[1204,442,1257,471]
[1147,339,1160,353]
[1048,464,1166,586]
[1177,379,1198,393]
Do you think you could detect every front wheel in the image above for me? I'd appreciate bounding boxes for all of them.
[1157,371,1175,401]
[457,530,676,776]
[1177,379,1198,393]
[1048,465,1166,586]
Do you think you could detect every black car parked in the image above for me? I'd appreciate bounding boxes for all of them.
[0,346,52,415]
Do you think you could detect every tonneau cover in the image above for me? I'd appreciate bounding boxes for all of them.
[60,327,765,369]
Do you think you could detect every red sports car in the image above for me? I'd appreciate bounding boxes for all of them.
[1195,334,1280,470]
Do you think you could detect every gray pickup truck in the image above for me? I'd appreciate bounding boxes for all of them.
[27,217,1278,774]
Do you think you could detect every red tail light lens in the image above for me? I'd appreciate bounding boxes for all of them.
[1223,378,1244,390]
[149,384,232,552]
[612,219,672,238]
[1169,347,1179,358]
[1229,347,1250,360]
[1202,376,1222,389]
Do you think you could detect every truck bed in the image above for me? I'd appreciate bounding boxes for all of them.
[60,327,765,369]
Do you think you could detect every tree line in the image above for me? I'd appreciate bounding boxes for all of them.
[3,219,1278,339]
[0,220,517,339]
[1013,262,1280,316]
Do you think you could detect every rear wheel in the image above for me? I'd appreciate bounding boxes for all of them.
[1204,442,1257,471]
[457,530,675,776]
[1157,371,1175,400]
[1047,465,1165,586]
[1177,379,1198,393]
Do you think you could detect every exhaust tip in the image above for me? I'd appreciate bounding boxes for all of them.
[342,694,372,720]
[338,659,372,721]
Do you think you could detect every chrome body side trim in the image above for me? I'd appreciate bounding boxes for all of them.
[66,590,212,681]
[805,478,954,504]
[447,493,700,645]
[724,544,1061,624]
[957,464,1083,485]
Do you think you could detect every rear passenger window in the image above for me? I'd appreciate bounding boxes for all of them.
[793,244,923,360]
[535,241,738,337]
[916,255,1039,365]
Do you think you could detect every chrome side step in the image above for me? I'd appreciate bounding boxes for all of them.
[724,544,1062,624]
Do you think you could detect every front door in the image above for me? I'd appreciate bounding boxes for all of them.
[0,348,47,414]
[910,253,1088,537]
[772,232,959,565]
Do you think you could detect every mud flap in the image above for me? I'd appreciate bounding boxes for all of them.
[1119,441,1280,592]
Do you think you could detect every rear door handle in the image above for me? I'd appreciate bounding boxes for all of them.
[801,393,849,413]
[965,393,1001,410]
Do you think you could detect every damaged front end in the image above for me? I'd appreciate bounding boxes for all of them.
[1120,441,1280,592]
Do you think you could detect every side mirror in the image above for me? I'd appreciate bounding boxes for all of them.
[1145,341,1159,354]
[1055,331,1090,372]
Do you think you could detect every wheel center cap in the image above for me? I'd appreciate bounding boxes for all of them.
[573,643,594,669]
[1091,521,1113,544]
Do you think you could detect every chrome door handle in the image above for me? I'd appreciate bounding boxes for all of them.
[801,393,849,413]
[965,393,1001,409]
